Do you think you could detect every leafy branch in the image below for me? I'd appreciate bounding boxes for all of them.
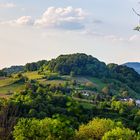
[132,8,140,31]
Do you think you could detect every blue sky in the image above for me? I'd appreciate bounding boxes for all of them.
[0,0,140,68]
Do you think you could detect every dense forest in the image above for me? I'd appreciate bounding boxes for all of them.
[0,53,140,140]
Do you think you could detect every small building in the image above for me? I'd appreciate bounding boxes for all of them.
[136,100,140,107]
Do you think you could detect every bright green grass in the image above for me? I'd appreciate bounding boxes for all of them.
[80,102,95,109]
[0,83,25,94]
[0,77,18,87]
[23,72,44,80]
[86,77,107,90]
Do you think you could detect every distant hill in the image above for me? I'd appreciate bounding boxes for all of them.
[124,62,140,74]
[1,60,48,75]
[3,66,24,75]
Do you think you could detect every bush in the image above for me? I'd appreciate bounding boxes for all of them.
[75,118,123,140]
[13,118,75,140]
[102,127,136,140]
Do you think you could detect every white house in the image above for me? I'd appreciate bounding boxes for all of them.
[136,100,140,106]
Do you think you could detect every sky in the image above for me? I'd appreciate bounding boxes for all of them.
[0,0,140,68]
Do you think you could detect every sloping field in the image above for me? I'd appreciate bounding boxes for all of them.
[0,83,25,94]
[23,72,44,80]
[0,77,18,87]
[38,79,67,86]
[86,77,107,90]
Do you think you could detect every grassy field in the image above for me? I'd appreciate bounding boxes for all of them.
[73,77,92,84]
[0,76,24,96]
[0,83,25,94]
[86,77,107,90]
[0,71,43,95]
[0,73,138,99]
[23,71,44,80]
[0,77,18,87]
[38,79,67,85]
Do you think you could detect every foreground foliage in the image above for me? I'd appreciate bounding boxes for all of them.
[75,118,123,140]
[13,118,139,140]
[13,118,74,140]
[102,127,136,140]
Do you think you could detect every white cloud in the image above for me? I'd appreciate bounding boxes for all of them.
[34,7,87,30]
[0,3,16,8]
[1,16,33,26]
[15,16,33,25]
[0,7,87,30]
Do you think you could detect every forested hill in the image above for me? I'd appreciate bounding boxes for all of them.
[45,53,140,80]
[0,53,140,96]
[43,53,140,93]
[3,66,24,75]
[124,62,140,74]
[45,53,109,77]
